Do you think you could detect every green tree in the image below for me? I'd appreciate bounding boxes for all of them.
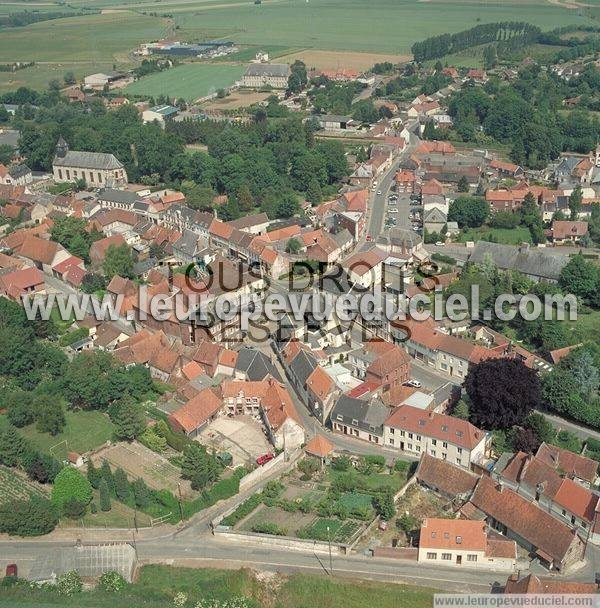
[63,72,76,86]
[276,193,300,219]
[99,478,111,512]
[0,496,58,536]
[374,488,396,521]
[569,185,583,220]
[448,196,488,228]
[98,571,127,592]
[0,144,13,164]
[36,396,66,436]
[453,400,470,420]
[113,467,131,502]
[559,254,599,304]
[456,175,470,193]
[132,477,151,508]
[0,425,26,467]
[109,398,146,440]
[520,191,544,244]
[103,243,134,280]
[305,178,322,204]
[181,443,220,491]
[87,460,102,489]
[286,237,302,254]
[52,467,92,509]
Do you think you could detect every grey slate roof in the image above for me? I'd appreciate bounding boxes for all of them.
[289,349,318,386]
[330,395,391,435]
[228,212,270,230]
[54,150,124,170]
[469,242,570,282]
[97,188,142,206]
[235,347,282,382]
[332,228,353,249]
[244,63,291,78]
[133,257,158,275]
[8,164,30,179]
[173,229,201,257]
[423,207,447,222]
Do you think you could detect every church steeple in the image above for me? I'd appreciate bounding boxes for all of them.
[55,136,69,158]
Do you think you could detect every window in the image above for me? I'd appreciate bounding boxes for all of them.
[443,532,449,539]
[408,433,413,439]
[432,439,437,446]
[351,419,358,426]
[400,430,405,437]
[443,442,448,449]
[455,536,462,544]
[426,552,437,560]
[416,435,421,441]
[418,419,425,426]
[442,453,447,460]
[430,450,436,457]
[336,415,343,422]
[431,532,436,538]
[442,553,451,561]
[58,169,63,179]
[416,446,421,452]
[408,443,413,450]
[441,425,448,432]
[458,448,462,454]
[467,554,478,562]
[390,428,395,435]
[389,438,394,446]
[456,458,461,465]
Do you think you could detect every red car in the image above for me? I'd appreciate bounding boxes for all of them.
[5,564,17,577]
[256,453,274,466]
[366,234,372,242]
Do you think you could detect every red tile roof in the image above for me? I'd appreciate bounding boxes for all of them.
[554,477,598,522]
[386,405,485,451]
[504,574,597,594]
[416,453,478,496]
[420,518,487,551]
[551,220,588,239]
[306,365,334,402]
[168,387,222,434]
[470,476,580,565]
[304,435,335,458]
[18,236,60,265]
[536,442,598,485]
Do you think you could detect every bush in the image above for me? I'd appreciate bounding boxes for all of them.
[393,459,409,473]
[56,570,83,596]
[331,456,351,471]
[251,522,286,536]
[98,571,127,592]
[62,497,87,518]
[363,455,385,470]
[139,426,168,453]
[431,252,457,266]
[220,494,263,527]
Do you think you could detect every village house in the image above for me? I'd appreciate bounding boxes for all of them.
[547,220,588,244]
[418,518,516,571]
[0,266,45,301]
[383,405,489,469]
[416,452,478,501]
[329,394,391,445]
[89,234,127,269]
[168,387,223,438]
[0,163,32,186]
[504,573,598,594]
[465,476,586,572]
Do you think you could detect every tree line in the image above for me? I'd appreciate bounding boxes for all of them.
[411,22,540,62]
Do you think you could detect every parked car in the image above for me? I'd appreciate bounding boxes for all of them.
[5,564,17,577]
[366,234,372,242]
[405,379,422,388]
[256,453,275,466]
[435,241,444,246]
[377,190,382,195]
[388,208,398,213]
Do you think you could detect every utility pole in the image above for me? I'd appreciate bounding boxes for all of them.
[177,482,184,523]
[327,525,333,575]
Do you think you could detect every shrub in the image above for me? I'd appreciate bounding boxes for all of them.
[331,456,351,471]
[393,459,409,473]
[363,455,385,470]
[98,571,127,592]
[220,494,262,527]
[56,570,83,596]
[139,426,168,454]
[62,497,87,519]
[251,522,286,536]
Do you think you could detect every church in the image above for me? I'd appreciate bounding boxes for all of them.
[52,137,128,187]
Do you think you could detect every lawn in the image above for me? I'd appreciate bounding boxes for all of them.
[124,63,246,101]
[76,488,152,528]
[0,566,437,607]
[18,410,114,457]
[456,225,533,245]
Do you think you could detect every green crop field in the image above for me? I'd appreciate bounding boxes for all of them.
[124,63,245,101]
[174,0,592,55]
[18,410,114,457]
[0,465,49,505]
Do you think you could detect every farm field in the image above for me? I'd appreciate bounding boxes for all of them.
[174,0,592,55]
[0,566,437,607]
[202,89,271,110]
[18,410,114,457]
[124,63,245,101]
[280,49,409,71]
[0,464,49,505]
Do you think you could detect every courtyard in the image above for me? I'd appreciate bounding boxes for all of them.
[197,415,272,468]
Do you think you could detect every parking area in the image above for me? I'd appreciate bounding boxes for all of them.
[197,415,272,467]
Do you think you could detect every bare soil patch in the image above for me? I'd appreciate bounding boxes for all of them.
[280,50,410,72]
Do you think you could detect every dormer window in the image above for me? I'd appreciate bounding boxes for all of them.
[441,425,448,432]
[456,536,462,544]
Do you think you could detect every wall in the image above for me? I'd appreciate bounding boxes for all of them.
[214,529,345,555]
[238,448,302,493]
